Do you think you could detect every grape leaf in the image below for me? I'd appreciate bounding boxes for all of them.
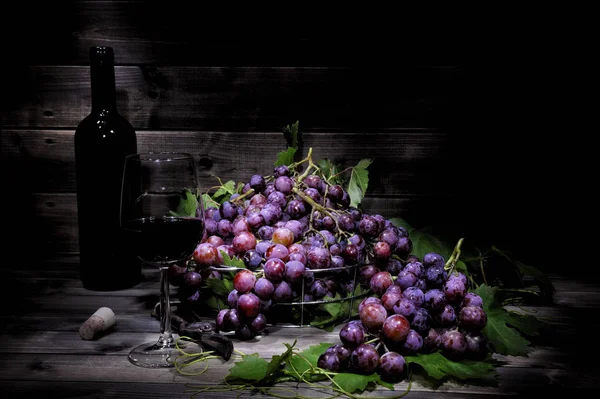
[347,158,372,208]
[219,251,245,268]
[476,284,535,356]
[275,121,299,166]
[274,147,297,167]
[226,354,269,382]
[226,341,297,385]
[333,372,381,393]
[212,180,237,204]
[405,352,499,381]
[203,276,233,297]
[169,189,198,217]
[285,342,332,380]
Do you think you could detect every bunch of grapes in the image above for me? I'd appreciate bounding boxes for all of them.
[167,156,489,357]
[317,257,489,381]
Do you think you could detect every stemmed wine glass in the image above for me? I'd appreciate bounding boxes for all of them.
[120,152,205,368]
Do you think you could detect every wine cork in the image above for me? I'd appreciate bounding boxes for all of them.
[79,307,116,340]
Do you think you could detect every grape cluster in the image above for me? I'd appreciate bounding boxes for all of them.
[317,257,489,380]
[168,159,432,340]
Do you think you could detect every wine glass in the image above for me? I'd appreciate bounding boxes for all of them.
[120,152,205,368]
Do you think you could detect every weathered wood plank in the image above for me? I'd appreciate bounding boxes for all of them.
[4,1,463,66]
[0,329,578,370]
[9,193,446,256]
[0,66,462,130]
[0,353,580,394]
[0,381,520,399]
[1,129,451,194]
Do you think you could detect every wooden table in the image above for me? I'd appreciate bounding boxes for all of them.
[1,262,596,398]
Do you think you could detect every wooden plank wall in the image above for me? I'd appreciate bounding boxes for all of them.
[1,2,554,275]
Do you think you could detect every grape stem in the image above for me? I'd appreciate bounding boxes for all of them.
[294,147,319,182]
[444,237,464,275]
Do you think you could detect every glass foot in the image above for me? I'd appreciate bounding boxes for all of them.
[128,341,179,368]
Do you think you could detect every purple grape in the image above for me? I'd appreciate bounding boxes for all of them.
[284,260,306,284]
[461,292,484,308]
[249,174,266,193]
[358,215,380,237]
[385,258,403,275]
[465,332,489,360]
[393,298,416,320]
[378,228,399,249]
[410,307,431,334]
[435,304,457,326]
[310,279,329,298]
[227,289,239,308]
[233,269,256,294]
[378,351,406,382]
[369,271,394,296]
[249,313,267,335]
[337,213,356,232]
[457,305,488,332]
[219,201,239,221]
[267,191,287,209]
[359,302,388,333]
[441,330,467,360]
[423,252,445,269]
[425,265,447,288]
[274,176,293,195]
[237,292,261,319]
[273,281,293,302]
[264,258,286,282]
[424,288,448,313]
[396,270,418,291]
[395,236,413,257]
[358,296,382,313]
[307,246,331,269]
[401,329,424,355]
[273,164,290,177]
[286,199,307,219]
[317,351,341,371]
[254,277,275,300]
[350,343,380,374]
[403,261,424,278]
[443,276,467,304]
[381,290,402,313]
[243,249,263,270]
[339,322,366,349]
[403,286,425,307]
[382,314,411,343]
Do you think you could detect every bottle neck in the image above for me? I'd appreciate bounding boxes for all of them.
[90,61,117,112]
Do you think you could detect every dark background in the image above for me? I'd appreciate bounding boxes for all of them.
[1,3,567,279]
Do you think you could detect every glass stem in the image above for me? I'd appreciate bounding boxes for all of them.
[158,266,174,347]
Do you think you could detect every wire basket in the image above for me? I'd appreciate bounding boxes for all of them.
[205,262,371,328]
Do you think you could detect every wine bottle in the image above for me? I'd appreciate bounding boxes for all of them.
[74,46,140,290]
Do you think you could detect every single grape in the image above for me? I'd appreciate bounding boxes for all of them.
[183,270,203,290]
[243,249,263,270]
[396,270,418,291]
[265,243,289,261]
[381,290,402,313]
[219,200,239,221]
[233,269,256,294]
[360,302,388,333]
[254,277,275,300]
[400,329,424,355]
[274,176,293,195]
[350,343,380,374]
[435,304,457,327]
[227,289,239,308]
[264,258,286,283]
[273,280,293,302]
[232,231,257,254]
[284,260,306,284]
[307,246,331,269]
[457,305,488,332]
[378,351,406,382]
[461,292,484,308]
[369,271,394,296]
[249,313,268,335]
[410,307,431,334]
[167,263,187,287]
[423,252,445,269]
[441,329,467,360]
[443,276,467,304]
[382,314,411,343]
[249,174,266,193]
[403,286,425,307]
[465,332,489,360]
[237,292,261,319]
[403,261,424,278]
[193,242,219,266]
[339,321,366,349]
[424,288,448,314]
[393,297,416,320]
[317,351,341,371]
[425,265,447,288]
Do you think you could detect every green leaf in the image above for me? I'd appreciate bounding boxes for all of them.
[203,277,232,297]
[169,189,198,217]
[347,158,372,208]
[283,120,299,148]
[333,372,380,393]
[405,352,498,381]
[476,284,534,356]
[219,251,245,268]
[259,341,297,385]
[201,193,217,209]
[285,342,332,380]
[274,147,297,167]
[211,180,237,204]
[226,354,269,382]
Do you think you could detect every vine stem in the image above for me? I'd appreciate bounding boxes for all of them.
[444,237,464,275]
[295,147,319,181]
